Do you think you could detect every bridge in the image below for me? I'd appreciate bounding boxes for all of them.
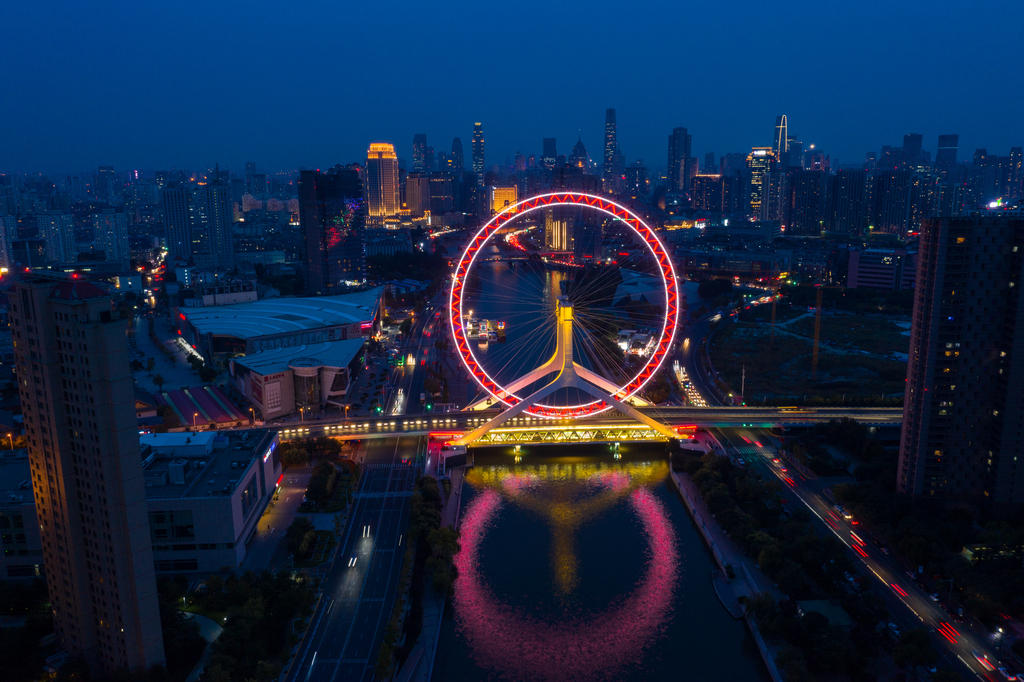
[272,406,902,444]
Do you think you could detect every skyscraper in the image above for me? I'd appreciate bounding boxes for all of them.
[745,147,775,216]
[773,115,788,160]
[899,214,1024,513]
[95,166,116,203]
[872,171,912,235]
[603,109,617,179]
[35,212,76,263]
[161,186,191,260]
[935,134,959,172]
[298,166,365,294]
[451,138,464,172]
[542,138,557,169]
[404,173,430,217]
[12,275,165,671]
[92,209,129,263]
[245,162,256,193]
[192,182,234,270]
[903,133,923,166]
[569,137,588,169]
[824,170,867,235]
[704,152,715,174]
[412,134,428,173]
[667,127,691,193]
[365,143,400,227]
[472,123,485,186]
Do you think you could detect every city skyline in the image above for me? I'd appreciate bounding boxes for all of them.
[2,1,1023,172]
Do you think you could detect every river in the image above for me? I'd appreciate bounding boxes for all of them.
[431,445,770,682]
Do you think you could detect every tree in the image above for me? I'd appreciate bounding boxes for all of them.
[153,374,165,390]
[286,517,316,557]
[893,628,937,670]
[199,366,218,383]
[146,357,156,375]
[131,359,143,372]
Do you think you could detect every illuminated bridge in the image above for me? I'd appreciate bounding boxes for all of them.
[272,406,902,444]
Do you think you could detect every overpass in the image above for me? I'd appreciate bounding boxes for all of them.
[269,406,901,443]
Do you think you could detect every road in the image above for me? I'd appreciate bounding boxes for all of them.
[286,437,422,682]
[710,425,1005,680]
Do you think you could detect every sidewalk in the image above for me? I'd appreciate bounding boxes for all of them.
[237,467,313,573]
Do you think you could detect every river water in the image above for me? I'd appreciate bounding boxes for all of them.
[431,445,770,682]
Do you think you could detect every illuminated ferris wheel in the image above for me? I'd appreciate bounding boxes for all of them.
[448,192,680,427]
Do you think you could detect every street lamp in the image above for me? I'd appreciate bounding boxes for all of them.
[192,412,198,430]
[6,433,11,450]
[249,407,254,425]
[344,404,350,420]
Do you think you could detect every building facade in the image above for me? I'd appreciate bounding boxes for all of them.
[472,123,485,186]
[898,215,1024,513]
[299,167,366,294]
[11,277,164,671]
[92,209,129,263]
[365,143,400,227]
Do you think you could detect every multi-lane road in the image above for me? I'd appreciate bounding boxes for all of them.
[710,424,1006,679]
[286,437,422,682]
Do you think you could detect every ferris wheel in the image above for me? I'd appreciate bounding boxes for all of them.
[448,192,680,425]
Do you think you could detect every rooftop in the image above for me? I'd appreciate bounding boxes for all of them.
[232,338,365,376]
[179,287,382,339]
[50,280,109,301]
[142,430,275,499]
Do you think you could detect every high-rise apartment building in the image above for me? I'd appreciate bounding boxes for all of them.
[472,123,485,186]
[899,214,1024,513]
[161,186,191,260]
[12,276,165,670]
[667,127,691,193]
[92,210,129,263]
[245,162,256,194]
[298,167,365,294]
[903,133,923,166]
[786,170,824,236]
[36,213,76,263]
[95,166,116,203]
[451,138,464,172]
[603,109,617,179]
[192,182,234,270]
[935,134,959,172]
[824,170,867,235]
[365,143,400,227]
[1010,147,1023,199]
[412,134,428,173]
[773,115,788,160]
[872,171,912,235]
[405,173,430,217]
[746,147,775,216]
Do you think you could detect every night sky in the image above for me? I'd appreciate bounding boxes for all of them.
[3,0,1022,174]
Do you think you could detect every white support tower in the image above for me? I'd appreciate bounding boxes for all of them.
[457,297,678,445]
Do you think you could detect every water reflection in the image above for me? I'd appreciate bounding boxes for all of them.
[453,462,679,681]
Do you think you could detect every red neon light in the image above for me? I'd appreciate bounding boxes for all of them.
[276,474,284,486]
[448,192,679,418]
[179,313,187,321]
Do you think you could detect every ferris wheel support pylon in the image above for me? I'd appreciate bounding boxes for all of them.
[455,297,679,446]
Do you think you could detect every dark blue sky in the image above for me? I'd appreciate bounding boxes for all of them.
[3,0,1022,175]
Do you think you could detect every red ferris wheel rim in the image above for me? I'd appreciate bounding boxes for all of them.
[449,192,679,418]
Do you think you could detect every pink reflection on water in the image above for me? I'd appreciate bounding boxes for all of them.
[501,472,539,497]
[452,486,679,680]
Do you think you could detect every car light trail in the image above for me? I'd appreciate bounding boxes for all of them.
[937,622,958,644]
[891,583,908,597]
[850,532,865,546]
[853,544,868,558]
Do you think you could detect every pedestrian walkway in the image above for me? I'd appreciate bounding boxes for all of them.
[183,613,224,682]
[237,467,312,573]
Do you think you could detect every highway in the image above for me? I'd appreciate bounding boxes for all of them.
[286,437,421,682]
[709,424,1005,680]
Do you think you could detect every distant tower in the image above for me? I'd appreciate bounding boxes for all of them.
[365,142,400,226]
[773,115,788,160]
[569,136,588,169]
[451,137,464,172]
[603,109,617,179]
[903,133,923,166]
[667,127,691,192]
[542,138,557,169]
[412,134,428,172]
[935,134,959,172]
[472,123,485,186]
[746,147,776,216]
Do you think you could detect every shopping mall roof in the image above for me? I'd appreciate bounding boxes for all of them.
[179,287,382,340]
[232,338,366,377]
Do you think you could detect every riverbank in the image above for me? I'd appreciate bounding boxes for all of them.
[670,468,784,682]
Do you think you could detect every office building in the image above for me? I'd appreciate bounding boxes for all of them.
[298,166,365,294]
[773,115,788,160]
[429,173,454,216]
[161,186,191,260]
[544,207,571,251]
[413,134,428,173]
[898,215,1024,514]
[191,182,234,270]
[692,175,725,212]
[365,143,400,227]
[472,123,485,186]
[903,133,923,166]
[405,173,430,217]
[542,138,557,169]
[746,147,775,217]
[92,209,129,263]
[490,186,518,215]
[823,170,867,235]
[603,109,617,179]
[11,276,164,670]
[569,137,588,169]
[667,127,691,192]
[623,162,649,199]
[451,138,464,172]
[935,134,959,172]
[95,166,116,203]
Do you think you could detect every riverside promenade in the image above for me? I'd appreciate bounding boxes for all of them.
[670,468,784,682]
